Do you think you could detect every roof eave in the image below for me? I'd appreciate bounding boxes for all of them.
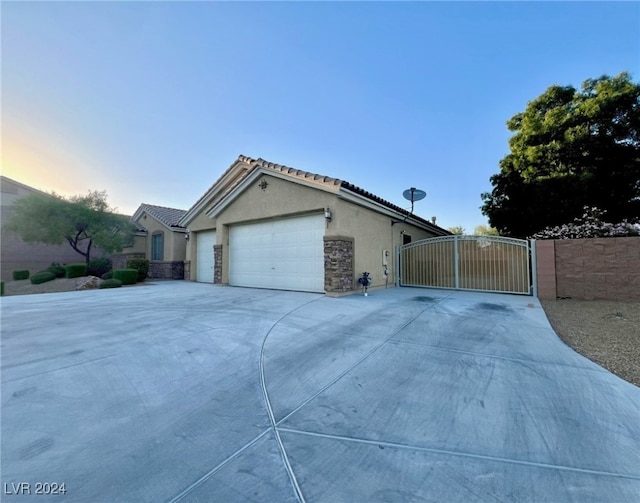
[339,186,450,236]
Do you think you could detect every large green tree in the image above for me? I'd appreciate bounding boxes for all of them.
[4,190,135,264]
[481,72,640,238]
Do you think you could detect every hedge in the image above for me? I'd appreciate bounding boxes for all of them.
[99,278,123,289]
[31,270,56,285]
[47,263,66,278]
[112,268,138,285]
[65,263,87,279]
[126,258,149,282]
[101,271,113,280]
[13,270,29,280]
[88,257,112,278]
[0,281,4,296]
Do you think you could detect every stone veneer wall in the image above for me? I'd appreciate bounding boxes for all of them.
[536,237,640,300]
[214,244,223,284]
[183,261,190,281]
[149,261,185,280]
[112,253,145,270]
[324,236,354,293]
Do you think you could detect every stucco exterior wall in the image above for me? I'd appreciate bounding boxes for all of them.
[216,175,332,226]
[121,234,147,255]
[329,198,438,288]
[186,211,217,233]
[136,213,185,262]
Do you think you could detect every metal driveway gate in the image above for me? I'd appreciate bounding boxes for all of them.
[399,235,534,295]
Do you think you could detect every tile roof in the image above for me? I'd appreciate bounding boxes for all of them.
[250,157,342,187]
[245,156,448,235]
[181,154,450,236]
[138,203,187,228]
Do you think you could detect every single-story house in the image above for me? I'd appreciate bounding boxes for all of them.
[179,155,450,294]
[117,203,188,279]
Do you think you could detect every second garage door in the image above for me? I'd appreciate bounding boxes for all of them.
[229,214,324,293]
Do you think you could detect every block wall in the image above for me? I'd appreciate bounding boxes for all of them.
[536,237,640,301]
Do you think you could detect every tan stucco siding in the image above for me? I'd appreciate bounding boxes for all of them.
[136,213,186,262]
[328,198,437,288]
[215,175,333,227]
[186,211,216,233]
[171,231,186,261]
[329,199,392,288]
[121,234,147,255]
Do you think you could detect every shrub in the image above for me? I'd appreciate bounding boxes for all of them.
[0,281,4,296]
[112,268,138,285]
[31,270,56,285]
[100,278,123,289]
[532,206,640,239]
[88,257,112,278]
[101,271,113,280]
[126,258,149,282]
[47,262,66,278]
[65,263,88,279]
[13,270,29,280]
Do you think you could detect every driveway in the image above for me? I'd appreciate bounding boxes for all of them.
[1,282,638,502]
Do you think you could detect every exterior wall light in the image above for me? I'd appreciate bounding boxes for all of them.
[324,208,332,222]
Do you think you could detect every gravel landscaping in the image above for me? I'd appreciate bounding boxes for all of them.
[541,299,640,387]
[2,280,637,387]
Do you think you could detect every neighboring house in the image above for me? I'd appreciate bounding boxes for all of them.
[179,155,450,294]
[0,176,87,281]
[119,203,187,279]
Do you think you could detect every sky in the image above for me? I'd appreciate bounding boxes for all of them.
[2,1,639,232]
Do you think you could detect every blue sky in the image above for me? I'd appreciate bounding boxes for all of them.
[2,1,639,232]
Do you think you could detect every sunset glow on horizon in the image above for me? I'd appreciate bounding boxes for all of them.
[2,2,638,225]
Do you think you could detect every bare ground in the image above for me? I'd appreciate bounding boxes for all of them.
[2,279,638,387]
[540,299,640,387]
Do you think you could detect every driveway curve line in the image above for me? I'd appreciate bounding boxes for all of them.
[259,295,324,503]
[276,295,450,427]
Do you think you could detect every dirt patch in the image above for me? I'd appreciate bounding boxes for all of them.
[541,299,640,387]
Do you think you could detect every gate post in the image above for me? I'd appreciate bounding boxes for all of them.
[396,245,401,287]
[530,239,538,297]
[454,235,460,289]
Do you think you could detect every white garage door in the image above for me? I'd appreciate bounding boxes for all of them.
[196,230,216,283]
[229,214,324,293]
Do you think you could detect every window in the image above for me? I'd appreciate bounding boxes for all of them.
[151,233,164,261]
[403,234,412,245]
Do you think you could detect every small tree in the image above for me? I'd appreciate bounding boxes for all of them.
[447,226,465,235]
[4,190,135,264]
[481,72,640,237]
[473,225,500,236]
